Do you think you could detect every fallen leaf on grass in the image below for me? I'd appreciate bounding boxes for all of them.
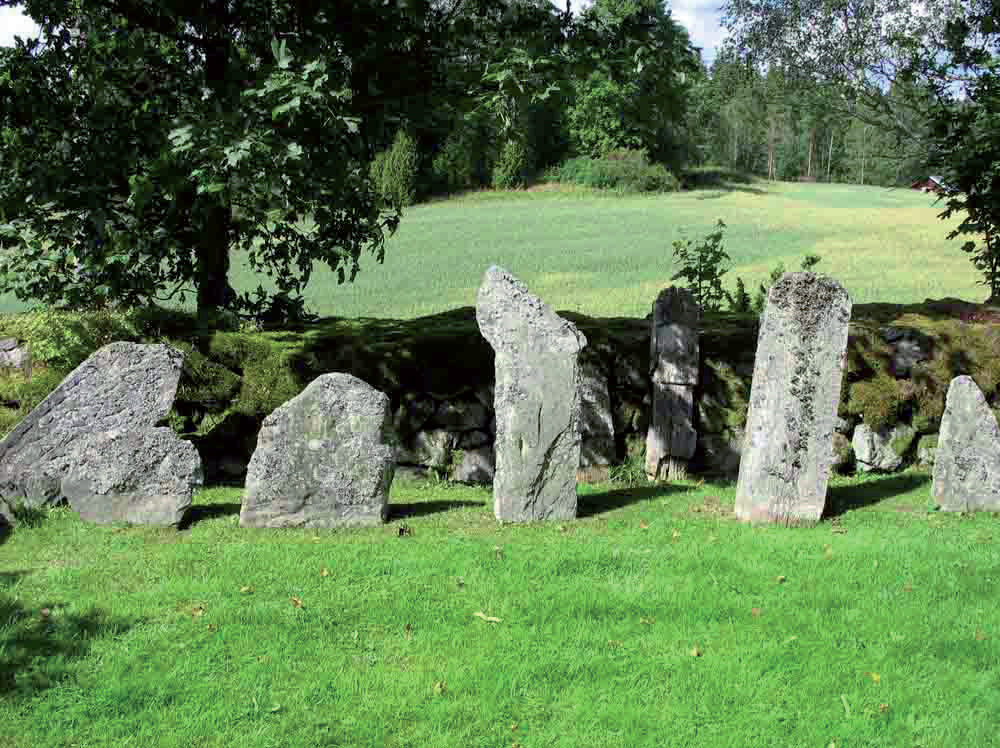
[290,596,304,608]
[783,635,798,645]
[824,544,834,560]
[511,722,519,732]
[398,524,413,537]
[39,608,50,619]
[840,694,851,717]
[640,616,655,625]
[206,623,218,632]
[639,520,649,529]
[191,605,206,619]
[269,704,282,713]
[903,582,913,593]
[690,644,702,657]
[776,575,787,584]
[672,529,681,541]
[474,611,501,623]
[494,546,504,560]
[707,535,717,543]
[879,703,890,713]
[404,623,413,640]
[865,671,881,684]
[240,585,255,594]
[557,525,567,533]
[607,639,623,648]
[320,566,330,577]
[433,680,447,696]
[976,628,989,641]
[256,656,271,664]
[751,607,762,618]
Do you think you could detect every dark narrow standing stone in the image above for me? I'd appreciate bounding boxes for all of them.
[735,273,852,524]
[476,266,587,521]
[645,286,699,481]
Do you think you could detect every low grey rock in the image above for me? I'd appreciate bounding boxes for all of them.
[476,266,587,522]
[916,434,938,468]
[397,429,455,468]
[0,339,17,352]
[450,446,495,484]
[881,326,933,378]
[240,373,396,528]
[62,427,202,526]
[0,342,185,518]
[0,343,29,372]
[835,416,856,436]
[852,422,916,473]
[932,376,1000,511]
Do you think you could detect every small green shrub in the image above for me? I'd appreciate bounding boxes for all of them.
[847,372,906,430]
[671,219,731,313]
[371,129,420,208]
[492,139,531,189]
[432,128,478,194]
[548,150,679,193]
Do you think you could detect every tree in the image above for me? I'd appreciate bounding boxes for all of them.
[0,0,407,323]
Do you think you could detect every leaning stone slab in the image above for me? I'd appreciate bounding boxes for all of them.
[476,266,587,522]
[240,373,396,528]
[646,287,699,481]
[735,273,852,524]
[62,427,202,526]
[0,342,185,519]
[932,375,1000,512]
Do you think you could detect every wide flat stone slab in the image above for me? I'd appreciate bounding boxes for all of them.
[240,373,396,528]
[62,427,202,526]
[735,273,852,524]
[476,266,587,522]
[932,375,1000,512]
[0,342,185,518]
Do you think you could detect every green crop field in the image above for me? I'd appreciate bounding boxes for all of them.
[1,474,998,747]
[0,180,981,319]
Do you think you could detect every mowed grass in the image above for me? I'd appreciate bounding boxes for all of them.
[1,471,998,747]
[0,180,977,319]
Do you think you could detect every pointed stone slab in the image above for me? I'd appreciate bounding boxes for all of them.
[0,342,185,519]
[735,273,852,524]
[476,266,587,521]
[646,287,699,480]
[932,375,1000,512]
[240,373,396,528]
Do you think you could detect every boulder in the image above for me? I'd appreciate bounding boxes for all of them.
[735,273,852,524]
[916,434,938,468]
[645,286,699,481]
[852,422,916,473]
[61,427,202,526]
[579,358,615,468]
[476,266,587,522]
[932,376,1000,511]
[881,326,933,378]
[450,446,495,484]
[0,339,30,373]
[240,373,396,528]
[397,428,455,468]
[0,342,185,520]
[831,432,854,474]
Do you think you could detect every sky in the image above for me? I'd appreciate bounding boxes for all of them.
[0,1,729,63]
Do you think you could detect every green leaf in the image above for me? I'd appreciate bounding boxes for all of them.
[272,96,301,119]
[286,142,303,160]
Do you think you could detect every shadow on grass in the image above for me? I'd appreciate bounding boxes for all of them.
[179,503,242,530]
[0,591,137,701]
[578,484,694,518]
[680,168,768,196]
[824,473,931,518]
[388,500,484,520]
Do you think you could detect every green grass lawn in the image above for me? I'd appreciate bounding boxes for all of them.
[1,471,998,747]
[0,180,979,319]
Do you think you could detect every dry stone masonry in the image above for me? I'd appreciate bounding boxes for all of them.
[645,286,699,481]
[735,273,852,524]
[240,372,396,528]
[932,375,1000,512]
[476,266,587,522]
[0,342,197,525]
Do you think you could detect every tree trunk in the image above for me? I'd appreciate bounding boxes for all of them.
[806,129,814,178]
[827,131,835,182]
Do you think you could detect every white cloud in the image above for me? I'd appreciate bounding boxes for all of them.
[0,5,41,47]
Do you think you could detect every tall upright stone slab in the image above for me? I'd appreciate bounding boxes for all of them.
[645,287,699,481]
[476,266,587,522]
[735,273,852,524]
[932,375,1000,512]
[240,373,396,528]
[0,342,186,521]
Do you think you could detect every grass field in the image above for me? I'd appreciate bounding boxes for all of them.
[0,180,980,319]
[1,471,998,747]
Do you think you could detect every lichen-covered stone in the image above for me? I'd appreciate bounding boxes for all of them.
[646,287,699,481]
[916,434,938,468]
[450,446,495,484]
[476,266,587,522]
[397,429,455,467]
[932,376,1000,511]
[852,422,916,472]
[240,373,396,528]
[0,342,185,520]
[735,273,852,524]
[62,427,202,526]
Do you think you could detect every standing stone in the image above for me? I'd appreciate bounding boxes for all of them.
[645,287,699,481]
[476,266,587,522]
[735,273,852,524]
[240,373,396,528]
[932,375,1000,512]
[62,427,203,526]
[0,342,185,520]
